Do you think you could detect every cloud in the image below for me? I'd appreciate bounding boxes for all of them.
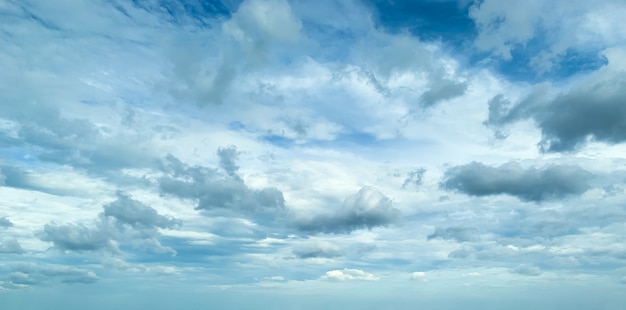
[512,264,542,276]
[158,147,285,218]
[427,227,480,242]
[469,0,626,74]
[442,161,593,202]
[294,186,400,233]
[293,241,343,259]
[39,192,180,255]
[104,191,181,229]
[486,71,626,152]
[0,216,13,228]
[0,239,24,254]
[410,271,428,282]
[403,168,426,189]
[420,77,467,107]
[6,264,97,286]
[39,222,113,252]
[321,268,379,281]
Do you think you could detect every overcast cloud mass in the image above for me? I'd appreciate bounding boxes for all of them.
[1,0,626,309]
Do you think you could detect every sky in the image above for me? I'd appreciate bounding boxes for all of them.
[1,0,626,309]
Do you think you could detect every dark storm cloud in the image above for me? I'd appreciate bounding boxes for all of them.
[293,242,343,259]
[294,186,400,234]
[427,227,480,242]
[158,147,285,218]
[486,73,626,152]
[0,216,13,228]
[441,161,592,202]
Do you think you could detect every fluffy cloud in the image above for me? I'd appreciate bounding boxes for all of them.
[5,264,97,287]
[0,239,24,254]
[39,192,179,255]
[104,191,181,229]
[321,268,379,281]
[158,147,285,218]
[427,227,480,243]
[0,216,13,228]
[512,264,542,276]
[470,0,626,73]
[292,241,343,259]
[410,271,427,282]
[442,161,593,202]
[486,71,626,152]
[294,186,400,233]
[40,222,113,252]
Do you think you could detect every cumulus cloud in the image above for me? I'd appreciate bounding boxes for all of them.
[410,271,428,282]
[420,78,467,107]
[104,191,181,229]
[6,264,97,287]
[427,227,480,243]
[39,192,180,255]
[293,241,343,259]
[321,268,379,281]
[512,264,542,276]
[0,239,24,254]
[0,216,13,228]
[469,0,626,73]
[40,222,113,252]
[485,72,626,152]
[294,186,400,233]
[442,161,593,202]
[158,147,285,219]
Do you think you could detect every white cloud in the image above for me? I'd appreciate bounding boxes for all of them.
[410,271,428,282]
[321,268,379,281]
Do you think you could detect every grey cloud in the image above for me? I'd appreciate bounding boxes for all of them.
[293,241,343,259]
[39,222,113,252]
[512,264,542,276]
[104,191,181,229]
[403,168,426,189]
[158,148,285,218]
[217,146,241,178]
[0,101,155,179]
[8,264,97,286]
[0,239,24,254]
[486,73,626,152]
[448,246,476,259]
[420,79,467,108]
[39,192,180,255]
[0,216,13,228]
[427,227,480,243]
[294,186,400,234]
[442,161,592,202]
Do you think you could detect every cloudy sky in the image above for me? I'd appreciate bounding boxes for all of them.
[1,0,626,308]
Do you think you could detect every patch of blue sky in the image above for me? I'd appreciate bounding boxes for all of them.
[260,131,393,150]
[129,0,232,27]
[482,44,609,83]
[366,0,475,47]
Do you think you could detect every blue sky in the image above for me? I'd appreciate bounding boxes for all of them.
[1,0,626,309]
